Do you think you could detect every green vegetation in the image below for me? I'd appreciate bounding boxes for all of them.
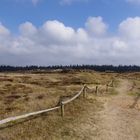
[108,88,118,96]
[128,92,140,96]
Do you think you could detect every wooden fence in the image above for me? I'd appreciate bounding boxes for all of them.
[0,80,114,126]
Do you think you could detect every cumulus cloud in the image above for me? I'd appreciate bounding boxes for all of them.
[0,17,140,65]
[85,17,108,36]
[41,20,75,45]
[119,17,140,40]
[0,23,10,36]
[19,22,37,37]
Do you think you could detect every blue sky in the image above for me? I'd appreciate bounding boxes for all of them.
[0,0,140,32]
[1,0,140,65]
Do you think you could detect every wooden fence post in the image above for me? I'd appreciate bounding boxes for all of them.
[106,84,108,92]
[83,86,87,98]
[95,86,98,95]
[0,86,87,126]
[61,103,64,117]
[111,80,114,87]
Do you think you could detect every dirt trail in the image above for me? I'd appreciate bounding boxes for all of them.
[96,79,140,140]
[1,79,140,140]
[64,79,140,140]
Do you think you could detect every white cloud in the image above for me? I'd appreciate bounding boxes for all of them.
[19,22,37,37]
[85,17,108,36]
[119,17,140,40]
[0,17,140,65]
[0,23,10,36]
[41,20,75,45]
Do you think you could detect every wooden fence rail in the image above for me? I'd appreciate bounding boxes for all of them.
[0,80,114,126]
[0,85,86,126]
[0,106,60,125]
[62,86,85,105]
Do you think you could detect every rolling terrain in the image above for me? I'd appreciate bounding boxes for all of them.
[0,71,140,140]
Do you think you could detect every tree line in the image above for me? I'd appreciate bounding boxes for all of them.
[0,65,140,72]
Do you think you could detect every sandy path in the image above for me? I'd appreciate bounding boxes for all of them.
[97,79,140,140]
[1,79,140,140]
[65,79,140,140]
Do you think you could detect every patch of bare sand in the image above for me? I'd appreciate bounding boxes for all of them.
[58,79,140,140]
[96,79,140,140]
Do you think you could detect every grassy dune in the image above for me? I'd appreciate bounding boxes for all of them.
[0,71,118,139]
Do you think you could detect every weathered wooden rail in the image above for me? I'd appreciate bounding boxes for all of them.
[0,106,60,125]
[60,86,86,117]
[0,85,87,126]
[0,80,115,126]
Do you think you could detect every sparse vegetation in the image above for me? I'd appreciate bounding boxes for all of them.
[128,92,140,96]
[0,70,140,139]
[0,70,113,139]
[107,88,118,96]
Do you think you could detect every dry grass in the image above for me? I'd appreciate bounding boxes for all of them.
[0,71,116,139]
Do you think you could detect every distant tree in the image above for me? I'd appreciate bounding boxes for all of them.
[0,65,140,72]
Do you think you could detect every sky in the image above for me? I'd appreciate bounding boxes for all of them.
[0,0,140,66]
